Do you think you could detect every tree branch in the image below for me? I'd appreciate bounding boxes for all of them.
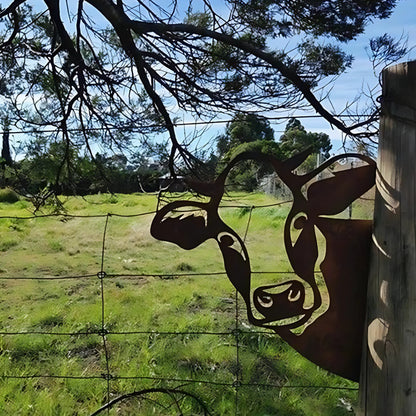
[129,21,365,136]
[0,0,27,19]
[82,1,376,137]
[1,8,19,47]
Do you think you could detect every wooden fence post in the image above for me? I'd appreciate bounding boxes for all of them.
[359,61,416,415]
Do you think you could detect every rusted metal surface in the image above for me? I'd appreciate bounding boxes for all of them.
[151,149,376,381]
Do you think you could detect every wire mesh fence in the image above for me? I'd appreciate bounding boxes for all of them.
[0,192,373,415]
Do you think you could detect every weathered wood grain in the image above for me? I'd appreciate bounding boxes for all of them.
[359,61,416,415]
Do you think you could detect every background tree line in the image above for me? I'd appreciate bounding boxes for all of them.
[0,116,331,195]
[0,139,166,195]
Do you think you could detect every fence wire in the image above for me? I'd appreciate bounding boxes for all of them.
[0,113,375,136]
[0,196,369,415]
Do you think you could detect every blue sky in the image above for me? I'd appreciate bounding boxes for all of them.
[176,0,416,156]
[298,0,416,153]
[4,0,416,158]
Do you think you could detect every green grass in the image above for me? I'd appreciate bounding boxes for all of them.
[0,192,373,415]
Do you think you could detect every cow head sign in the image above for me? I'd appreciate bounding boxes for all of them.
[151,149,376,381]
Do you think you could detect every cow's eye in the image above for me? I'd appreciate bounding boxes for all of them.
[293,215,308,230]
[290,212,308,245]
[217,232,247,261]
[219,234,234,247]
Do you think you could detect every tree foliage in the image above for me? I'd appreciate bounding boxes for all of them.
[279,118,332,158]
[215,113,281,191]
[0,0,405,180]
[215,114,332,191]
[0,138,165,196]
[216,113,276,158]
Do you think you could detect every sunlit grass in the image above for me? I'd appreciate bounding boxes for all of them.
[0,192,372,415]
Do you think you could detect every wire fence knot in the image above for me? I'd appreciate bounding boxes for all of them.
[97,271,107,280]
[98,328,109,337]
[101,373,114,381]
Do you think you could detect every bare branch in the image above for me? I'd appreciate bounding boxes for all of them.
[1,8,19,47]
[128,21,368,136]
[0,0,27,19]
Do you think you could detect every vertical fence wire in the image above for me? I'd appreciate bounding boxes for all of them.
[99,214,111,413]
[234,289,240,416]
[235,205,253,415]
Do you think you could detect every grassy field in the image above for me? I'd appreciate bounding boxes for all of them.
[0,192,371,415]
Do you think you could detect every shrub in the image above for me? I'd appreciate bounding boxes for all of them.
[175,262,194,272]
[0,188,19,203]
[0,238,19,251]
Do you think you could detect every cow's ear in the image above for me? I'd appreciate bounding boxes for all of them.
[151,202,212,250]
[306,164,376,216]
[283,147,313,171]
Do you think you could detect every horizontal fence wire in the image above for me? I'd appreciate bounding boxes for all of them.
[0,271,303,281]
[0,113,375,136]
[0,374,358,391]
[0,199,292,221]
[0,196,371,414]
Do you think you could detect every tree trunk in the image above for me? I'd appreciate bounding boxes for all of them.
[359,61,416,415]
[1,129,12,167]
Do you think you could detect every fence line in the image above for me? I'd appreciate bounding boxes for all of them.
[0,197,368,415]
[0,114,375,136]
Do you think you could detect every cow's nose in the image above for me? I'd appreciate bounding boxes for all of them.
[253,280,306,322]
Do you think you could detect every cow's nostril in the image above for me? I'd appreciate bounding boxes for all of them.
[288,289,301,302]
[257,295,273,308]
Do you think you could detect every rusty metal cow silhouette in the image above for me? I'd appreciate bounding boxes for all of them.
[151,149,376,381]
